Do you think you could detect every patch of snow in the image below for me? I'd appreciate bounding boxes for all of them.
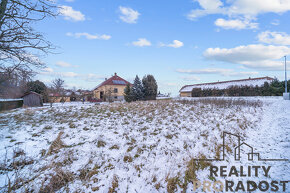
[0,98,23,102]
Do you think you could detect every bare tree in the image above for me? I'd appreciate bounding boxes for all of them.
[48,78,65,107]
[51,78,65,94]
[104,88,113,102]
[0,0,57,84]
[0,69,33,98]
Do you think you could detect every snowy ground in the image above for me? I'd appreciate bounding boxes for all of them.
[0,97,289,192]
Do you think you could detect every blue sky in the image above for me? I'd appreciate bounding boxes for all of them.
[36,0,290,95]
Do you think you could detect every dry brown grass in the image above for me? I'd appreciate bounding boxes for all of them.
[123,155,133,163]
[0,148,37,193]
[79,165,99,182]
[97,140,106,147]
[13,148,25,158]
[39,168,74,193]
[47,132,65,156]
[108,175,119,193]
[155,182,161,190]
[182,154,212,192]
[215,144,232,159]
[177,98,262,108]
[109,145,119,150]
[166,176,180,193]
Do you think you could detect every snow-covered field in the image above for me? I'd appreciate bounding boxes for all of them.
[0,97,289,192]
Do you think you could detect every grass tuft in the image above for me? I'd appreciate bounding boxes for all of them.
[47,132,65,155]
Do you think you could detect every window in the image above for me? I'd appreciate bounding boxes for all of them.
[112,80,126,85]
[114,88,118,93]
[114,96,118,99]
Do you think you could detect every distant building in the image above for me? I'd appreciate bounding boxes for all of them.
[93,73,132,102]
[48,93,71,103]
[83,91,93,101]
[179,77,274,97]
[0,99,23,111]
[22,91,43,107]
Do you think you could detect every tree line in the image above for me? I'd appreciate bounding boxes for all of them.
[124,75,158,102]
[191,79,290,97]
[6,78,65,103]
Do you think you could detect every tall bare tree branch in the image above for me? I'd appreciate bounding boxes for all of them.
[0,0,57,85]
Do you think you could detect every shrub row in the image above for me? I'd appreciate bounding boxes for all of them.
[191,79,290,97]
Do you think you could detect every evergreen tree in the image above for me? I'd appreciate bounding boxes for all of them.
[191,88,202,97]
[131,75,144,101]
[124,83,133,102]
[27,80,47,94]
[26,80,48,102]
[270,78,284,96]
[142,75,158,100]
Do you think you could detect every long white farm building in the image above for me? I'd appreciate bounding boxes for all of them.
[179,77,274,97]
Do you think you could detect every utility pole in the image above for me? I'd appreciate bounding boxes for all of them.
[285,56,287,93]
[283,55,290,100]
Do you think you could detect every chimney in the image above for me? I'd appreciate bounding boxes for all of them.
[114,72,117,76]
[105,78,107,81]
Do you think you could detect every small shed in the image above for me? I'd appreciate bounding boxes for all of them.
[22,92,43,107]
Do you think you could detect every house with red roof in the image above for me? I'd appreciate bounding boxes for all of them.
[93,73,132,101]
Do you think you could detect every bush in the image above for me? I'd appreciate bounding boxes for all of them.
[124,83,133,102]
[142,75,158,100]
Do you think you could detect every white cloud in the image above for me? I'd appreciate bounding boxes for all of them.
[188,0,290,20]
[204,44,290,63]
[188,0,224,20]
[43,67,54,73]
[164,82,179,87]
[132,38,151,47]
[215,18,258,30]
[40,68,106,80]
[271,19,280,25]
[177,68,231,74]
[56,61,74,68]
[196,0,223,10]
[229,0,290,16]
[40,68,78,77]
[188,0,290,29]
[180,75,201,81]
[240,60,290,70]
[204,44,290,70]
[66,32,111,40]
[59,6,85,21]
[160,40,184,48]
[176,68,258,76]
[85,74,107,82]
[258,31,290,46]
[119,6,140,24]
[61,72,78,77]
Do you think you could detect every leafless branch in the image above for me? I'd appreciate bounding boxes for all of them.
[0,0,58,84]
